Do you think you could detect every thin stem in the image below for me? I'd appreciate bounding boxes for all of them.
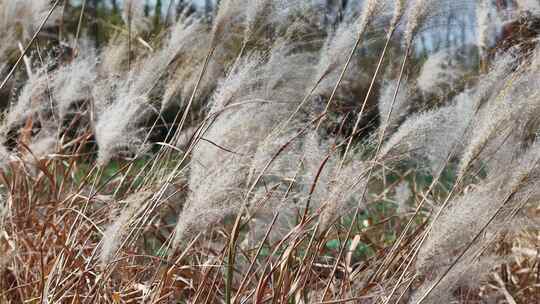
[340,28,396,170]
[74,0,87,51]
[0,0,63,92]
[315,28,367,130]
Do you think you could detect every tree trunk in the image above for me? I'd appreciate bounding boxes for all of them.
[144,0,150,17]
[91,0,100,48]
[205,0,212,19]
[154,0,162,28]
[445,12,454,49]
[495,0,513,10]
[111,0,118,14]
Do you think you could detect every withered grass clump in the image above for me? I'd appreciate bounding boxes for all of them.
[0,0,539,303]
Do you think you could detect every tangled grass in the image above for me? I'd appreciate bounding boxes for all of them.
[0,0,538,303]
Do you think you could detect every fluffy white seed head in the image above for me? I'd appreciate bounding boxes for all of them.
[380,91,476,174]
[516,0,540,15]
[100,40,129,76]
[476,0,490,57]
[302,132,369,233]
[318,157,368,232]
[95,15,209,164]
[1,0,60,38]
[167,17,205,55]
[314,21,369,96]
[418,140,540,277]
[378,78,410,135]
[458,54,540,178]
[122,0,149,34]
[394,181,412,215]
[4,71,48,131]
[99,191,152,266]
[27,131,57,161]
[94,95,153,166]
[411,250,497,304]
[172,40,315,247]
[404,0,433,47]
[417,50,464,96]
[51,55,98,121]
[211,0,243,46]
[357,0,383,36]
[0,144,11,170]
[161,18,208,110]
[390,0,406,30]
[244,0,272,38]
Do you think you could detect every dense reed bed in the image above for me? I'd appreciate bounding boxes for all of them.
[0,0,538,303]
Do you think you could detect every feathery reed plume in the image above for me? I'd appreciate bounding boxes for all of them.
[167,17,205,56]
[476,0,491,71]
[122,0,149,34]
[211,0,243,47]
[100,39,130,76]
[244,0,314,43]
[313,0,383,97]
[469,52,517,105]
[416,186,495,271]
[173,152,246,245]
[173,41,315,247]
[94,95,154,166]
[339,0,407,165]
[245,129,304,244]
[414,140,540,302]
[95,16,206,164]
[244,0,273,40]
[248,131,302,189]
[0,0,59,39]
[403,0,434,47]
[161,18,208,110]
[2,69,48,136]
[99,191,152,266]
[302,131,369,232]
[357,0,381,35]
[377,78,410,136]
[416,50,464,96]
[380,91,476,174]
[318,156,368,232]
[0,144,11,170]
[393,180,412,215]
[375,0,435,181]
[458,52,540,178]
[390,0,407,32]
[207,55,261,112]
[516,0,540,15]
[271,0,314,23]
[1,53,96,150]
[170,55,221,113]
[313,21,361,97]
[410,252,498,304]
[246,188,297,244]
[51,55,97,121]
[1,2,539,303]
[26,130,57,161]
[170,54,266,245]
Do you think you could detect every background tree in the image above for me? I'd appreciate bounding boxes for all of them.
[91,0,101,48]
[154,0,162,28]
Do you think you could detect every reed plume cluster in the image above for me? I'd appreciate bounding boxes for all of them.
[0,0,538,303]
